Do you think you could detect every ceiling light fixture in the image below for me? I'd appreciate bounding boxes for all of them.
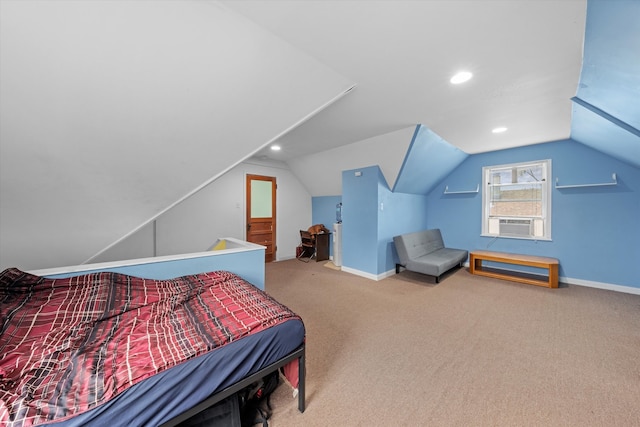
[270,145,281,151]
[492,127,508,134]
[450,71,473,84]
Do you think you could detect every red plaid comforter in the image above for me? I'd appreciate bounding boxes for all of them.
[0,268,300,426]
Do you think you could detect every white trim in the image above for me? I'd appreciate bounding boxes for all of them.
[482,159,552,240]
[479,233,552,242]
[462,262,640,295]
[378,269,398,281]
[562,276,640,295]
[296,261,640,295]
[31,238,263,277]
[340,266,378,280]
[341,266,397,281]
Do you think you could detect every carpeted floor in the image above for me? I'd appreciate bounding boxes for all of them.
[264,259,640,427]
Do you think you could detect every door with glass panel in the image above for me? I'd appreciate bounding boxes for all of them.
[246,174,276,262]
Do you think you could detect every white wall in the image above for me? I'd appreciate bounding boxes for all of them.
[95,126,418,263]
[93,126,418,264]
[94,159,311,263]
[288,126,415,196]
[94,222,155,262]
[0,0,352,270]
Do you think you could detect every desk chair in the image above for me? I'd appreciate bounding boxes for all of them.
[297,230,316,262]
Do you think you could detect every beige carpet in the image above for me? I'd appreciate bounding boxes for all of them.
[264,259,640,427]
[323,261,341,271]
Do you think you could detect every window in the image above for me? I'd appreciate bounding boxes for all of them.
[482,159,551,240]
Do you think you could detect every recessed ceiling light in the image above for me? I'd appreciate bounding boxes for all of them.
[450,71,473,84]
[492,127,508,134]
[270,145,281,151]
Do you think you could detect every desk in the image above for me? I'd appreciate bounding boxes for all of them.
[315,233,331,262]
[469,250,558,288]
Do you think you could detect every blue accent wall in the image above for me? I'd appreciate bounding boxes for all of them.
[336,165,428,276]
[312,140,638,288]
[342,166,379,273]
[378,172,429,274]
[312,195,341,228]
[426,139,640,288]
[312,195,342,256]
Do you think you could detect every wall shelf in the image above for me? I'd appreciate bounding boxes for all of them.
[555,173,617,189]
[443,184,479,194]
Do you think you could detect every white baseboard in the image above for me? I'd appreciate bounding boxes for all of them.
[340,266,396,281]
[462,262,640,295]
[562,276,640,295]
[342,263,640,295]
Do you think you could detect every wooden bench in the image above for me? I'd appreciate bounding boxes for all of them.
[469,250,559,288]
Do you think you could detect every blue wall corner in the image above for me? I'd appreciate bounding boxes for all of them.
[341,166,380,274]
[427,139,640,288]
[377,181,429,274]
[313,137,638,289]
[325,165,429,276]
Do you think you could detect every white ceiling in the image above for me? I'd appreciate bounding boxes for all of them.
[223,0,587,161]
[0,0,590,270]
[0,0,353,270]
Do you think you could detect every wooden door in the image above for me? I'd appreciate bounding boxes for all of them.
[246,174,276,262]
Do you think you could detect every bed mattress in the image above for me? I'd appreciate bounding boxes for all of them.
[0,268,304,427]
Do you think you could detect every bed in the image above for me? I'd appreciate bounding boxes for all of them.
[0,266,306,427]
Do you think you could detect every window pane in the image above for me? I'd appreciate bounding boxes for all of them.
[489,183,542,217]
[515,164,544,183]
[250,180,272,218]
[490,200,542,217]
[490,164,544,185]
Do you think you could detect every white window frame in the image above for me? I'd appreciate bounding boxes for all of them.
[481,159,552,240]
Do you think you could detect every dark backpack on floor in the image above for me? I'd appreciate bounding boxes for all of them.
[238,371,281,427]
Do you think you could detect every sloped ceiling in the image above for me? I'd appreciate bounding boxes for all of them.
[235,0,637,198]
[2,0,638,270]
[226,0,586,161]
[570,0,640,168]
[287,126,416,196]
[0,0,352,270]
[393,125,468,195]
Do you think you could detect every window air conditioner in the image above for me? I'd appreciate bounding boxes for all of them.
[499,218,533,237]
[488,218,544,238]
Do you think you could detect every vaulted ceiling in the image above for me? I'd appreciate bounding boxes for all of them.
[1,0,638,270]
[226,0,589,198]
[229,0,587,159]
[231,0,639,190]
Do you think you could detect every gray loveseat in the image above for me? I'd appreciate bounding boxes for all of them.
[393,229,468,283]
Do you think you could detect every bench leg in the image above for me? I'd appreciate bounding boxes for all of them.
[396,264,401,274]
[548,264,559,288]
